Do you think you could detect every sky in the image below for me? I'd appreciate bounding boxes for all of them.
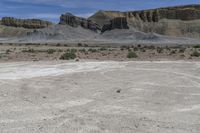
[0,0,200,23]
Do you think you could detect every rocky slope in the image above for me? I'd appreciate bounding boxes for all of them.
[1,17,53,29]
[59,13,101,32]
[22,24,99,42]
[101,17,129,33]
[0,25,32,37]
[89,4,200,38]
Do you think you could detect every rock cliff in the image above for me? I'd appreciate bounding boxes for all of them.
[102,17,129,32]
[90,4,200,24]
[1,17,53,29]
[59,13,101,32]
[89,4,200,38]
[126,4,200,22]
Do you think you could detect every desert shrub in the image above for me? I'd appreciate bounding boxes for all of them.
[141,48,146,52]
[109,49,113,51]
[170,50,176,54]
[78,43,83,47]
[6,49,11,54]
[56,43,61,46]
[193,45,200,48]
[157,47,164,53]
[165,46,170,51]
[47,49,56,54]
[88,48,98,53]
[179,48,186,53]
[121,45,130,50]
[173,46,182,49]
[60,51,76,60]
[147,45,155,50]
[99,47,107,51]
[127,51,137,58]
[58,49,63,52]
[70,49,77,53]
[191,51,200,57]
[84,44,89,47]
[133,47,139,51]
[79,49,86,53]
[22,48,35,53]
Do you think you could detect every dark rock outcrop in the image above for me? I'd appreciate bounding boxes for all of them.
[1,17,53,29]
[102,17,129,32]
[59,13,101,32]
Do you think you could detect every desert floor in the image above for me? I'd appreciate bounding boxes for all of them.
[0,60,200,133]
[0,44,200,62]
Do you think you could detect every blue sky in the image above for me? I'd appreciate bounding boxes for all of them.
[0,0,200,23]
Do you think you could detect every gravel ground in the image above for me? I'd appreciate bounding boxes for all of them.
[0,61,200,133]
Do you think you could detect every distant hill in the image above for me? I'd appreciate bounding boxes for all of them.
[89,4,200,38]
[0,4,200,45]
[1,17,53,29]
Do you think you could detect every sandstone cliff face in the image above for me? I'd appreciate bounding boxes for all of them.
[102,17,129,32]
[90,4,200,24]
[89,4,200,38]
[59,13,101,32]
[89,11,125,27]
[1,17,53,29]
[127,4,200,22]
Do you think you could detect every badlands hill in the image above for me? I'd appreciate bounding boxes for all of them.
[89,4,200,38]
[0,4,200,45]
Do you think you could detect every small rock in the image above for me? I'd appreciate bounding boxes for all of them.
[116,89,121,93]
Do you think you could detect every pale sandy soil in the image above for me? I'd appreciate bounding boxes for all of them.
[0,61,200,133]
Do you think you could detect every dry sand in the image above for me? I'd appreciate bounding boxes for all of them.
[0,61,200,133]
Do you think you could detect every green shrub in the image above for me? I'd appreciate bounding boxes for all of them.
[193,45,200,48]
[99,47,107,51]
[79,49,86,53]
[78,43,83,47]
[88,48,98,53]
[70,49,77,53]
[170,50,176,54]
[60,51,76,60]
[145,45,155,50]
[157,47,164,53]
[127,51,137,58]
[179,48,186,53]
[6,49,11,54]
[47,49,56,54]
[191,51,200,57]
[56,43,61,46]
[22,48,35,53]
[133,47,139,51]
